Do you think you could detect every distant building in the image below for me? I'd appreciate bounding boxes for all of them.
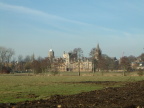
[137,62,144,69]
[48,44,121,72]
[59,44,102,72]
[48,49,55,62]
[62,51,92,72]
[63,51,77,71]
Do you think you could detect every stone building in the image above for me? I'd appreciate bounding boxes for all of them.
[48,44,102,72]
[62,51,92,72]
[63,51,77,71]
[58,44,102,72]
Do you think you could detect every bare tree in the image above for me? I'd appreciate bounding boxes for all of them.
[41,58,51,73]
[18,55,23,63]
[24,55,31,63]
[89,48,96,58]
[31,60,42,74]
[90,47,118,73]
[73,48,83,76]
[6,48,15,63]
[139,53,144,62]
[90,48,97,72]
[16,55,24,72]
[120,56,131,76]
[0,46,7,63]
[0,46,15,73]
[128,55,136,63]
[102,55,118,71]
[37,56,43,62]
[73,48,83,60]
[0,46,15,63]
[31,57,52,74]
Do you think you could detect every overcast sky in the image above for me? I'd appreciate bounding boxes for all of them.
[0,0,144,59]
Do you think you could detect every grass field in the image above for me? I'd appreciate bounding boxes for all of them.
[0,73,144,103]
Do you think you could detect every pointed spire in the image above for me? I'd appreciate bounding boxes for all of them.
[95,43,102,60]
[31,53,35,62]
[97,43,100,50]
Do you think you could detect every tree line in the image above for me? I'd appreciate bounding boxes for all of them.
[0,46,144,74]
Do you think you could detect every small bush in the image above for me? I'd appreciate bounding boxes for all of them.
[49,67,59,76]
[137,69,144,76]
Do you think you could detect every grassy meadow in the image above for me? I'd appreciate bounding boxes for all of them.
[0,73,144,103]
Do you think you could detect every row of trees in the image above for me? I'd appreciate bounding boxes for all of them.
[0,46,64,74]
[64,47,143,74]
[0,46,144,74]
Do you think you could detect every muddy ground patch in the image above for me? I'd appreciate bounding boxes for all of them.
[1,80,144,108]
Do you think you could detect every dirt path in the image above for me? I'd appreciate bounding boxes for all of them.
[1,81,144,108]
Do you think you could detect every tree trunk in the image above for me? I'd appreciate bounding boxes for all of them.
[78,61,80,76]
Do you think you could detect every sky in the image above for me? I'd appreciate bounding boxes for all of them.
[0,0,144,59]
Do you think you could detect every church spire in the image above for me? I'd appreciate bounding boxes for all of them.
[97,44,100,51]
[95,44,102,60]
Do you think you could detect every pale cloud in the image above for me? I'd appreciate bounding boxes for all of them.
[0,2,133,37]
[0,2,88,25]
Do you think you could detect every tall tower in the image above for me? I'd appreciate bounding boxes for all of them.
[95,44,102,60]
[48,49,54,58]
[31,53,35,62]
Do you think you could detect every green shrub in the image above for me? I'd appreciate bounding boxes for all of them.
[137,69,144,76]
